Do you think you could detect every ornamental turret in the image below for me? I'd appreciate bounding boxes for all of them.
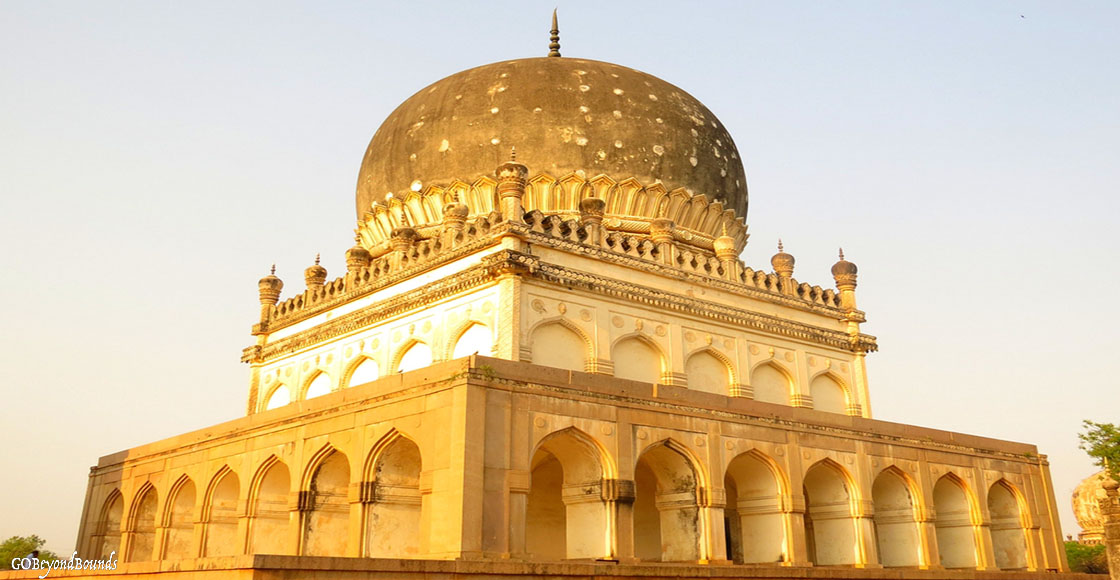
[771,240,795,295]
[304,254,327,291]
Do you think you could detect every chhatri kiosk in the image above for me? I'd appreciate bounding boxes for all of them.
[63,24,1074,580]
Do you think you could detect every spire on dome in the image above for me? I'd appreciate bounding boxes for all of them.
[548,9,561,57]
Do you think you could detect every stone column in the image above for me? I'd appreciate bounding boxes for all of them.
[388,227,418,271]
[650,218,675,266]
[495,152,528,224]
[1101,479,1120,580]
[579,197,606,246]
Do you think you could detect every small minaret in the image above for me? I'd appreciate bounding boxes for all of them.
[831,248,858,311]
[441,194,470,245]
[495,147,528,224]
[650,217,675,265]
[345,234,372,275]
[304,254,327,292]
[771,240,795,295]
[388,226,418,270]
[257,265,283,325]
[579,196,606,245]
[713,223,739,281]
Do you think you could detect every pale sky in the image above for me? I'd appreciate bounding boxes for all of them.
[2,1,1117,553]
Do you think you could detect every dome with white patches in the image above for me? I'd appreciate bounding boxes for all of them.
[355,57,748,221]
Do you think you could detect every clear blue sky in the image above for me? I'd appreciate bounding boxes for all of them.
[2,0,1117,552]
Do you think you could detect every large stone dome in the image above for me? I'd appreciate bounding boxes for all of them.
[356,57,748,220]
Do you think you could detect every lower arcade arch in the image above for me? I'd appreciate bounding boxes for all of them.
[126,485,158,562]
[988,479,1030,570]
[932,474,980,569]
[363,434,424,558]
[526,428,611,560]
[248,458,291,555]
[300,448,350,557]
[871,468,921,567]
[723,451,787,564]
[162,477,196,559]
[633,440,704,562]
[201,468,240,557]
[802,460,859,566]
[94,490,123,559]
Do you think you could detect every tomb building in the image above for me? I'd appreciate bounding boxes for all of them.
[60,21,1075,580]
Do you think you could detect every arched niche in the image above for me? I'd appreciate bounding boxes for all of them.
[529,322,587,372]
[163,477,197,559]
[248,458,290,555]
[932,474,979,569]
[633,441,703,562]
[301,449,350,557]
[810,374,847,414]
[685,349,732,395]
[526,428,609,560]
[451,323,493,359]
[803,460,858,566]
[304,372,331,400]
[872,468,921,567]
[202,468,240,557]
[751,363,791,405]
[347,357,380,388]
[96,490,123,559]
[612,335,663,384]
[396,342,432,373]
[724,451,786,564]
[988,480,1029,570]
[364,434,423,558]
[126,485,158,562]
[264,385,291,411]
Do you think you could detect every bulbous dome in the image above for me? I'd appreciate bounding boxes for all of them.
[356,57,748,220]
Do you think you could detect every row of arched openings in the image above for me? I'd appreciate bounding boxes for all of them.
[93,428,1030,569]
[91,434,423,561]
[528,428,1030,568]
[263,323,493,411]
[530,322,853,413]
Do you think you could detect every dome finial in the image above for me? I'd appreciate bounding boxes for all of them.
[314,253,321,266]
[778,238,784,252]
[838,247,845,260]
[270,264,276,275]
[510,145,517,162]
[548,9,561,57]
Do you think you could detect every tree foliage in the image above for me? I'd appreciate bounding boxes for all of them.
[1079,420,1120,481]
[0,535,61,569]
[1066,541,1109,574]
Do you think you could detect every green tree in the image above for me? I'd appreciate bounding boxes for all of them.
[1079,420,1120,481]
[1066,541,1109,574]
[0,535,62,569]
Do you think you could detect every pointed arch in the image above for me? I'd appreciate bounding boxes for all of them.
[872,466,922,567]
[723,449,790,563]
[750,360,794,406]
[932,472,981,569]
[201,466,240,557]
[808,371,851,414]
[611,332,666,384]
[362,429,424,558]
[302,370,332,400]
[393,339,433,373]
[684,346,736,395]
[447,321,494,360]
[633,438,707,562]
[343,355,381,389]
[527,427,615,560]
[262,382,291,411]
[301,445,350,557]
[527,318,593,372]
[162,475,197,559]
[247,455,290,555]
[803,459,860,566]
[94,489,124,559]
[125,482,158,562]
[988,479,1030,570]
